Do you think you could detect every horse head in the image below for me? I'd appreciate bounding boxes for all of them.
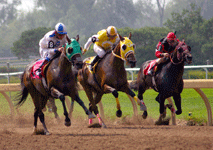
[171,39,192,65]
[117,32,137,68]
[65,35,83,70]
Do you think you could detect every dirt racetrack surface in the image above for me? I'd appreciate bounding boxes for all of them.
[0,114,213,150]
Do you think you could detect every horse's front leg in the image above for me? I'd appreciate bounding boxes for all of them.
[74,94,96,119]
[103,84,122,117]
[173,93,182,115]
[122,85,147,118]
[50,87,71,127]
[155,94,167,125]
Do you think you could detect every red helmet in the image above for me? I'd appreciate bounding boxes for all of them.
[167,32,176,41]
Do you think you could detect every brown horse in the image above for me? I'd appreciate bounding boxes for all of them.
[14,35,95,135]
[77,33,141,127]
[130,39,192,125]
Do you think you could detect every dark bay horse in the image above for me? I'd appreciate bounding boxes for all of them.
[77,33,140,127]
[47,36,84,120]
[14,35,94,135]
[130,39,192,125]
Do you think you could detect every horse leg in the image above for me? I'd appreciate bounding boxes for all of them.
[138,83,148,119]
[103,84,122,117]
[173,93,182,115]
[155,94,167,125]
[93,92,106,128]
[49,97,60,121]
[33,108,39,134]
[50,87,71,127]
[38,110,50,135]
[74,94,96,119]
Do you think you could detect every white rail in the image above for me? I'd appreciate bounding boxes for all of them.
[126,65,213,80]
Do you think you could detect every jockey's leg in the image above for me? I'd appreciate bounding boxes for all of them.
[36,57,50,77]
[90,44,105,71]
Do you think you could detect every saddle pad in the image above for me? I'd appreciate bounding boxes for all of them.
[30,59,46,79]
[143,59,157,75]
[83,56,95,64]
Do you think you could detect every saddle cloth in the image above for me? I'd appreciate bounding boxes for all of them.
[30,59,47,79]
[143,59,158,75]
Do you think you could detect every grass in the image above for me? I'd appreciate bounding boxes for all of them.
[1,88,213,125]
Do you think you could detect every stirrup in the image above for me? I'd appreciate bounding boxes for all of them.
[147,69,154,76]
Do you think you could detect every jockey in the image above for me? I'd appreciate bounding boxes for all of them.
[82,26,120,71]
[36,22,69,77]
[148,31,180,76]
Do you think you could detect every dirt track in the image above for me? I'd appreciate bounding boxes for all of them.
[0,115,213,150]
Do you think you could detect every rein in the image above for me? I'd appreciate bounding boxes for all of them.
[170,49,183,65]
[112,51,125,61]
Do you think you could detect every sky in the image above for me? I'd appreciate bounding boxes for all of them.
[17,0,35,12]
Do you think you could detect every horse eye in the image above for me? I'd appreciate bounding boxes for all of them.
[68,47,73,54]
[122,44,127,51]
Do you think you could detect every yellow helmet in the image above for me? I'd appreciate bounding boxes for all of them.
[107,26,117,36]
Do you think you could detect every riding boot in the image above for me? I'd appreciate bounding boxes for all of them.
[89,55,101,71]
[36,59,49,78]
[148,62,158,76]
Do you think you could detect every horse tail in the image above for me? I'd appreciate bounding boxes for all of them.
[129,80,138,91]
[14,71,29,107]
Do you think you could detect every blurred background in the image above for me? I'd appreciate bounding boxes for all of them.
[1,0,213,80]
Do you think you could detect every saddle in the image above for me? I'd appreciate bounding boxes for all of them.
[30,59,49,79]
[84,51,111,73]
[143,59,158,75]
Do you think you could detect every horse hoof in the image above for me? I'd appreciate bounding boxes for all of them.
[155,120,162,125]
[65,121,71,127]
[88,113,96,119]
[176,110,182,115]
[116,110,122,117]
[45,131,51,135]
[142,111,148,119]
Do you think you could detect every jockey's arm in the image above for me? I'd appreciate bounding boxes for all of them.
[83,35,99,54]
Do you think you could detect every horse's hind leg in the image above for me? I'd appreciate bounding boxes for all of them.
[93,92,106,128]
[48,97,60,121]
[33,108,50,135]
[138,83,148,119]
[50,87,71,127]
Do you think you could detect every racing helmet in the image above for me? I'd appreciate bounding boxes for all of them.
[167,32,176,41]
[107,26,117,36]
[55,23,67,34]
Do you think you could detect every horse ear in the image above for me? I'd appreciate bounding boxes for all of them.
[66,35,71,44]
[182,38,185,43]
[119,34,125,41]
[129,32,132,39]
[76,35,79,42]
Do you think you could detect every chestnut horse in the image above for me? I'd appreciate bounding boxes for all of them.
[14,35,94,135]
[77,33,142,127]
[130,39,192,125]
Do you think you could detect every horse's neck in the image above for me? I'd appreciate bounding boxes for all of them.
[111,44,125,69]
[58,53,72,73]
[166,61,184,79]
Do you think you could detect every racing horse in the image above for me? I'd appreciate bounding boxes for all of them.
[130,39,192,125]
[77,33,143,127]
[47,35,84,120]
[14,35,95,135]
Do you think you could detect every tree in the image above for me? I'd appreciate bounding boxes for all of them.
[0,0,21,26]
[11,27,52,59]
